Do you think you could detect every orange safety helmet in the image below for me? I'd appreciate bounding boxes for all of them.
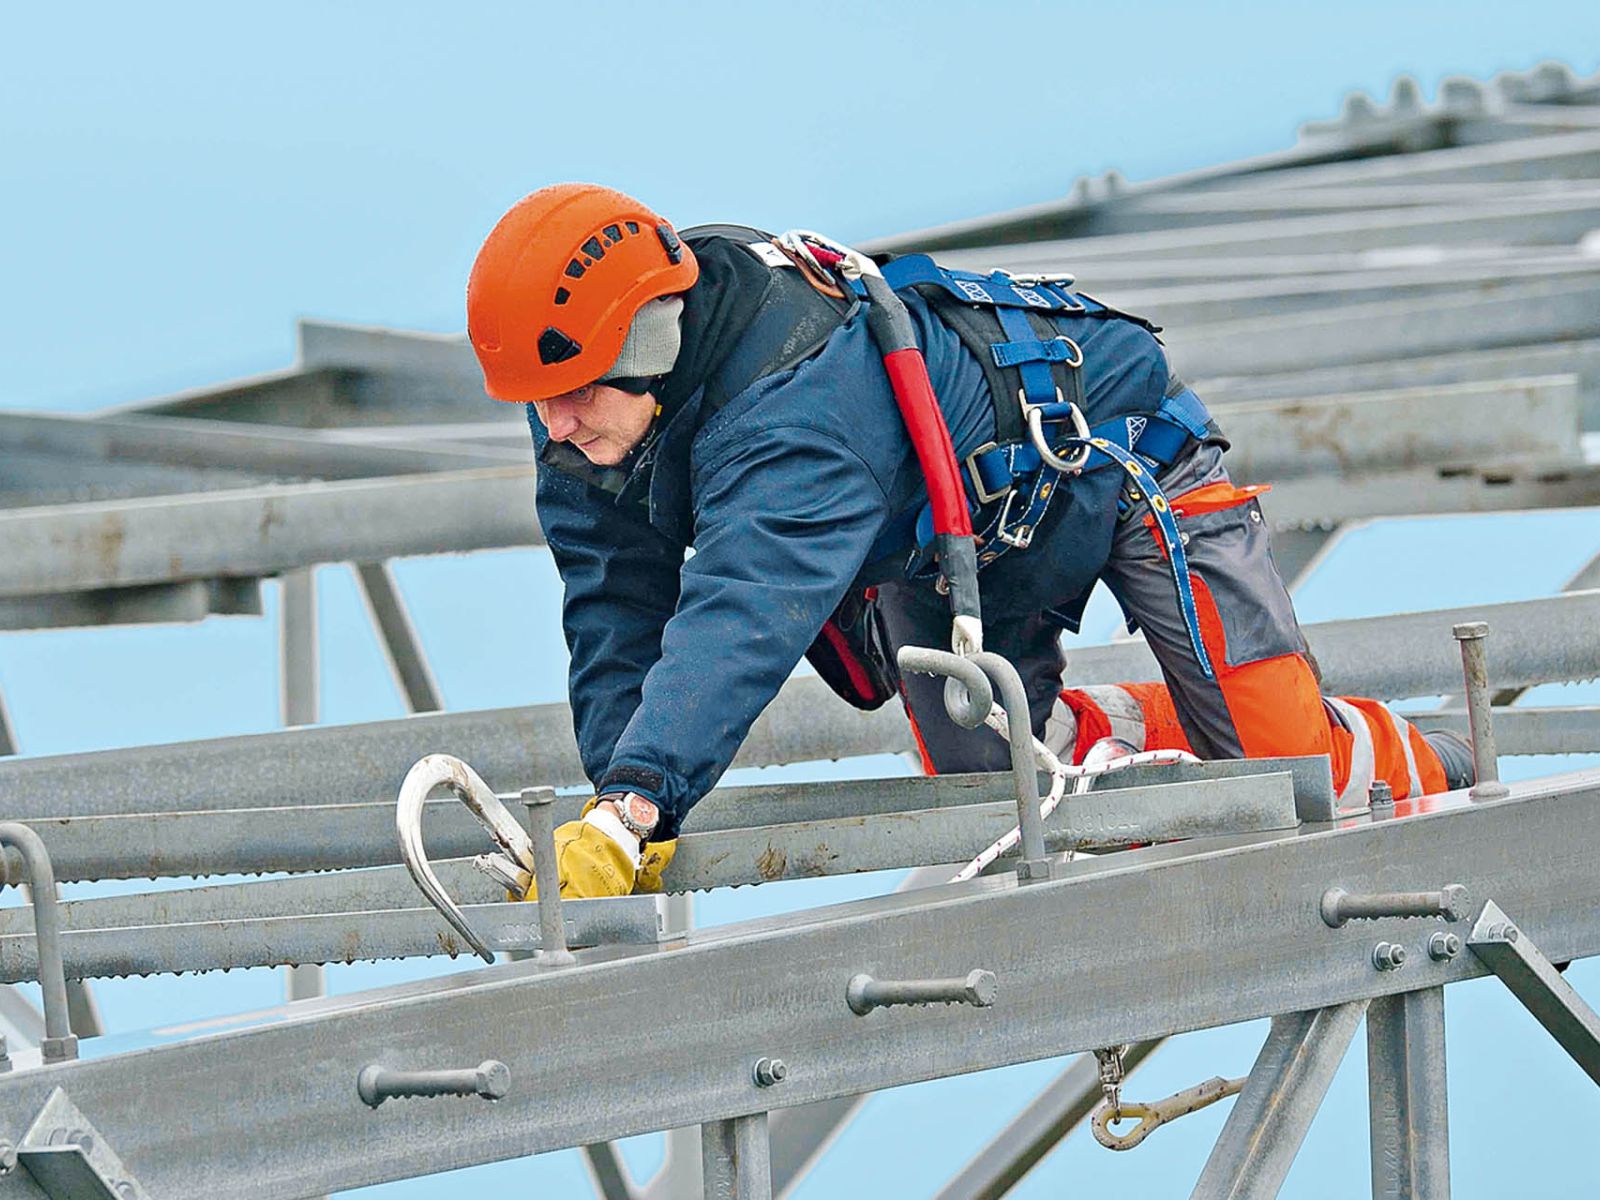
[467,183,700,403]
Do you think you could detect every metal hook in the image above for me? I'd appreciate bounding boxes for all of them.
[1090,1074,1245,1150]
[396,753,536,964]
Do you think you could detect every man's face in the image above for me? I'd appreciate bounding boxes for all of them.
[534,383,657,466]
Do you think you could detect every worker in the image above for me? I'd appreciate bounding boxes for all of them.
[465,183,1475,897]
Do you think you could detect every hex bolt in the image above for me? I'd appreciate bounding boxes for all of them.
[357,1060,511,1108]
[1452,623,1510,801]
[1428,932,1462,961]
[0,1140,14,1177]
[521,788,574,968]
[1320,883,1469,927]
[752,1057,788,1087]
[846,969,998,1016]
[1372,942,1407,971]
[1368,780,1393,808]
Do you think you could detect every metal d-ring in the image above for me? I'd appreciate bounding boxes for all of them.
[1025,390,1092,474]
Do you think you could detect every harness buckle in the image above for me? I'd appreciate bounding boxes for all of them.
[1003,269,1077,289]
[963,441,1012,505]
[994,490,1035,549]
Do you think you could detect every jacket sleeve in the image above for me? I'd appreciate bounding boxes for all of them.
[597,423,891,838]
[529,411,685,792]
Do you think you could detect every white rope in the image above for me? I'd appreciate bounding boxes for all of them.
[950,708,1199,882]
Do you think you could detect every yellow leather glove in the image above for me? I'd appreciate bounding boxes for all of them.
[522,818,634,899]
[632,836,678,893]
[519,797,676,899]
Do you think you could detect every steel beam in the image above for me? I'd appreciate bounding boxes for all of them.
[0,898,664,982]
[0,409,517,478]
[1468,900,1600,1085]
[0,675,911,820]
[1068,591,1600,700]
[0,577,262,632]
[1191,1002,1368,1200]
[949,194,1600,271]
[1400,706,1600,757]
[1366,988,1451,1200]
[0,771,1591,1198]
[0,466,540,598]
[866,129,1600,253]
[582,1142,639,1200]
[1163,276,1600,378]
[354,561,444,713]
[0,768,1297,888]
[702,1116,771,1200]
[1111,259,1600,329]
[1213,377,1580,481]
[0,684,14,757]
[931,1040,1163,1200]
[1260,460,1600,527]
[1192,338,1600,429]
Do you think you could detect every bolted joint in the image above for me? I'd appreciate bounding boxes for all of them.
[1372,942,1407,971]
[1428,931,1462,961]
[752,1057,788,1088]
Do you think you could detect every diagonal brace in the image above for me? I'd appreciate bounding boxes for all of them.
[1468,899,1600,1085]
[1191,1001,1367,1200]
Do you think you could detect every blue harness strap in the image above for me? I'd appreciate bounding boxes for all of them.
[1063,436,1215,680]
[880,254,1092,313]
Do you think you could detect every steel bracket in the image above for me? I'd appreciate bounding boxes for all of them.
[13,1087,150,1199]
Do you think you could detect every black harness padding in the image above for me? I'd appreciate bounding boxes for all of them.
[672,225,858,417]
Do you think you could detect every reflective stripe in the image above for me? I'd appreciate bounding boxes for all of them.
[1325,696,1376,806]
[1049,686,1146,761]
[1381,703,1425,800]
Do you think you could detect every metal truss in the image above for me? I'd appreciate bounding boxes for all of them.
[3,59,1600,1200]
[1,769,1598,1197]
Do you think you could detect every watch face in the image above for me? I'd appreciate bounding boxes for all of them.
[621,793,659,830]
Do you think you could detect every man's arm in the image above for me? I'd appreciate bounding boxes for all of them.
[597,424,891,838]
[529,412,684,789]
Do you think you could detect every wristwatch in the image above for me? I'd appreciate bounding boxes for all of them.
[598,791,660,843]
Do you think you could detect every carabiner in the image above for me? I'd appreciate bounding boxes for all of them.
[395,753,537,964]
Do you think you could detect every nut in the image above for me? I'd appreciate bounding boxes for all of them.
[753,1057,788,1088]
[1427,932,1461,961]
[1372,942,1407,971]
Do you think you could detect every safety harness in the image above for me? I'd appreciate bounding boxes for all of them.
[870,252,1221,679]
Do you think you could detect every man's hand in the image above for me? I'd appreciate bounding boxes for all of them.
[519,797,676,899]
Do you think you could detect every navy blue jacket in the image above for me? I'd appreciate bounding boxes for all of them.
[527,237,1177,838]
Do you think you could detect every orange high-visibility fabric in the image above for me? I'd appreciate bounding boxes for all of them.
[900,683,939,776]
[1120,682,1192,753]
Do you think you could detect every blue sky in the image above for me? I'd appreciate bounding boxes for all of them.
[2,4,1600,1197]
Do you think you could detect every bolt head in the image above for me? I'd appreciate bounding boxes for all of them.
[0,1140,15,1176]
[753,1057,788,1087]
[964,969,1000,1007]
[1439,884,1469,922]
[1503,925,1519,943]
[1452,622,1489,641]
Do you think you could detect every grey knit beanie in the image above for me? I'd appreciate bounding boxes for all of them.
[600,295,684,382]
